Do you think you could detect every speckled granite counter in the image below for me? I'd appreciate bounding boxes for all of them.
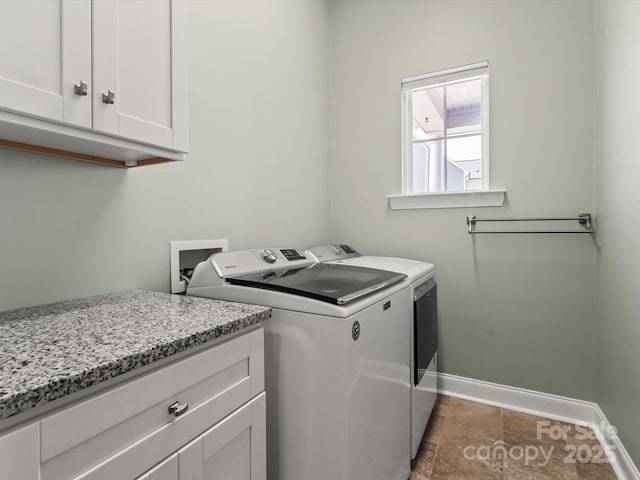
[0,290,270,421]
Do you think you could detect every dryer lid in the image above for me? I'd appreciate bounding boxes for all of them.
[226,263,406,305]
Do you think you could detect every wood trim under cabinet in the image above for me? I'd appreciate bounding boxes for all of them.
[0,138,173,168]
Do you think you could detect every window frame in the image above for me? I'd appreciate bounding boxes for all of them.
[391,61,503,209]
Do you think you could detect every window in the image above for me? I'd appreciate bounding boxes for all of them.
[402,62,489,194]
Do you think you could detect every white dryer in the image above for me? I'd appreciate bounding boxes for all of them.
[187,248,412,480]
[306,244,438,460]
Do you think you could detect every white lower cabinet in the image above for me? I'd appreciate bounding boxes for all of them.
[0,328,265,480]
[0,423,39,480]
[135,394,266,480]
[136,392,266,480]
[138,454,179,480]
[175,393,266,480]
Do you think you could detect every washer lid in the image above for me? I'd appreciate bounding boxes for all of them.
[226,263,407,305]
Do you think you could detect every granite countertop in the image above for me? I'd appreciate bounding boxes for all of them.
[0,290,271,421]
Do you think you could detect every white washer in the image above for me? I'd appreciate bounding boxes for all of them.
[187,248,412,480]
[306,244,437,460]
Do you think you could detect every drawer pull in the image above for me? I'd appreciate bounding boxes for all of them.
[168,401,189,417]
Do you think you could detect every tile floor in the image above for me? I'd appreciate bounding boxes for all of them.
[411,395,618,480]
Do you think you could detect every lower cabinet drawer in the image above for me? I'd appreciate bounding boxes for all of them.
[39,328,264,480]
[137,392,266,480]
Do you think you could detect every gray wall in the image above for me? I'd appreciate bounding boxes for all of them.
[0,0,331,311]
[329,0,596,400]
[594,0,640,464]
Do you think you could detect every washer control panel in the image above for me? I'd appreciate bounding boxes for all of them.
[280,248,307,261]
[211,248,312,277]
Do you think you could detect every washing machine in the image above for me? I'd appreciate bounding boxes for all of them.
[187,247,412,480]
[306,244,438,460]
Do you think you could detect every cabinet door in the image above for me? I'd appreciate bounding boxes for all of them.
[179,393,266,480]
[0,423,40,480]
[0,0,91,127]
[92,0,188,151]
[137,454,178,480]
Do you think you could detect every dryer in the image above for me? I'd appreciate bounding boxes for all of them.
[306,244,438,460]
[187,248,412,480]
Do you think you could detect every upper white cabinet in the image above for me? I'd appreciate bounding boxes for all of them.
[0,0,188,167]
[0,0,91,128]
[92,0,188,151]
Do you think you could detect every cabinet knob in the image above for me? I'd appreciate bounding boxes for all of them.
[74,81,88,96]
[102,90,116,105]
[168,401,189,417]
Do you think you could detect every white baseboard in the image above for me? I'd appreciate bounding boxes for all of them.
[438,373,640,480]
[592,403,640,480]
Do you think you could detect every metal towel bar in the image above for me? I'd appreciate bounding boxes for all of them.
[466,213,593,234]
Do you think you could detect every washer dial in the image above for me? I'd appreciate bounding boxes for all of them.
[261,248,278,263]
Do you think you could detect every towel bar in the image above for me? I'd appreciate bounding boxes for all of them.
[466,213,593,234]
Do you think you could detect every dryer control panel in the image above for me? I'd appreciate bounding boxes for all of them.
[306,244,361,263]
[211,248,313,278]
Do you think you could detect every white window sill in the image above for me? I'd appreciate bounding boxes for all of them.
[387,190,506,210]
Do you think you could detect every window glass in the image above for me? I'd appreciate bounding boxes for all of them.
[446,78,482,135]
[411,86,444,140]
[402,63,488,194]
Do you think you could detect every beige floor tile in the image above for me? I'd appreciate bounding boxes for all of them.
[575,460,618,480]
[503,409,571,450]
[564,425,617,465]
[409,472,429,480]
[411,396,621,480]
[438,405,503,449]
[422,413,445,445]
[503,459,579,480]
[429,444,503,480]
[436,395,502,422]
[563,426,601,448]
[411,441,437,479]
[431,395,451,417]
